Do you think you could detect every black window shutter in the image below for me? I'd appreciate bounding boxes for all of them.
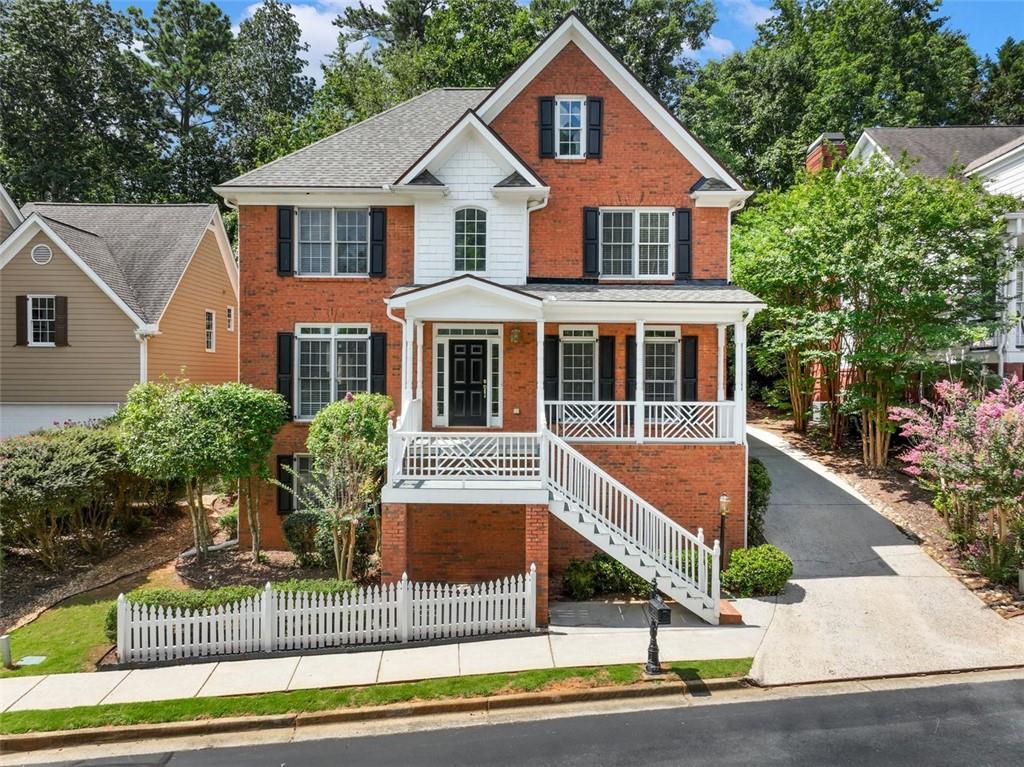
[598,335,615,400]
[626,336,636,401]
[370,332,387,393]
[675,208,692,279]
[586,97,603,158]
[276,332,294,419]
[277,206,293,275]
[15,295,27,345]
[276,455,294,514]
[583,208,600,277]
[681,336,698,401]
[543,334,559,400]
[54,296,68,346]
[369,208,387,276]
[539,97,555,158]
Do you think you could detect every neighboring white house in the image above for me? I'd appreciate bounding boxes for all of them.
[846,126,1024,378]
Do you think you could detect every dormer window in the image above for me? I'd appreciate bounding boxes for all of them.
[454,208,487,272]
[556,96,585,158]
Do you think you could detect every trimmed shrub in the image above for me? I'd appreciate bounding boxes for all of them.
[219,506,239,539]
[747,458,772,545]
[560,553,650,601]
[721,544,793,597]
[282,510,321,567]
[561,558,596,600]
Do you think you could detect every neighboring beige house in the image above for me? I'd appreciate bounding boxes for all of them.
[0,185,239,437]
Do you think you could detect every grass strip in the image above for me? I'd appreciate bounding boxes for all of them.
[0,658,751,735]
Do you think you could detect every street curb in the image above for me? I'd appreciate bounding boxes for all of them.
[1,676,747,752]
[745,663,1024,690]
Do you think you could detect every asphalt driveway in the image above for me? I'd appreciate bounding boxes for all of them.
[746,427,1024,685]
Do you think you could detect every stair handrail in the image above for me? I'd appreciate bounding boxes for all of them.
[542,428,719,609]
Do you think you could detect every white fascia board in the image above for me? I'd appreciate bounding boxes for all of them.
[692,190,753,208]
[492,185,551,200]
[0,214,147,329]
[476,16,745,192]
[966,141,1024,179]
[396,112,546,189]
[541,300,763,324]
[382,486,549,505]
[389,275,543,311]
[0,183,23,232]
[213,187,412,207]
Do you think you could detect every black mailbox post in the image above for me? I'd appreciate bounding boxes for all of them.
[645,577,671,675]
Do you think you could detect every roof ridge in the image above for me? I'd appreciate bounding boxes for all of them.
[30,202,216,208]
[223,88,476,186]
[869,124,1024,130]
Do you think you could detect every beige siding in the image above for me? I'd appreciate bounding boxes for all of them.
[148,229,238,383]
[0,215,12,243]
[0,231,140,403]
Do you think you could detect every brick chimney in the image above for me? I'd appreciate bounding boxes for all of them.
[806,132,847,172]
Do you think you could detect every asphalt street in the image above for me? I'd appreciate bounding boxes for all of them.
[28,677,1024,767]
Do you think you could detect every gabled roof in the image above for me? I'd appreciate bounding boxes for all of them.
[857,126,1024,177]
[218,89,490,189]
[6,203,224,324]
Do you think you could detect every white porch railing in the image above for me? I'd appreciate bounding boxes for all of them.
[392,431,542,482]
[117,568,537,664]
[544,400,736,443]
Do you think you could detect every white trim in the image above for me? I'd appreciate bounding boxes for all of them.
[139,334,148,381]
[431,323,504,428]
[0,183,23,233]
[0,214,148,328]
[396,111,546,190]
[293,206,372,277]
[643,325,682,402]
[205,309,216,352]
[541,300,763,324]
[388,275,543,315]
[692,190,754,208]
[557,325,598,400]
[30,243,52,265]
[452,205,489,273]
[597,207,674,279]
[293,323,373,421]
[966,140,1024,178]
[555,95,586,159]
[26,294,57,347]
[475,14,744,191]
[226,305,234,332]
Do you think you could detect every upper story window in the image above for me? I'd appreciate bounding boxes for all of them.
[559,326,597,401]
[297,207,368,276]
[295,324,370,419]
[600,208,673,278]
[29,295,56,346]
[454,208,487,272]
[205,310,216,352]
[225,306,234,332]
[556,96,585,158]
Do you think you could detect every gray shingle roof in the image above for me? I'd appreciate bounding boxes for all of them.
[521,282,763,304]
[408,169,443,186]
[865,126,1024,177]
[219,88,492,189]
[21,203,217,323]
[495,171,533,188]
[965,133,1024,173]
[689,176,733,192]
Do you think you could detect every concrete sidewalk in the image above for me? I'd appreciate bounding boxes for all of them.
[1,601,767,713]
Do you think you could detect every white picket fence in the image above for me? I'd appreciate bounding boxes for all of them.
[117,566,537,664]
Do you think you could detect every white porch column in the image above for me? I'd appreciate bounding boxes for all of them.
[402,316,414,406]
[733,319,747,444]
[635,320,644,443]
[536,319,545,430]
[716,323,727,402]
[415,321,424,401]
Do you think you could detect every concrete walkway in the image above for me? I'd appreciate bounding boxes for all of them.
[747,427,1024,686]
[1,601,767,713]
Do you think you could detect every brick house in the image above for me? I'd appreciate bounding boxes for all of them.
[216,14,762,626]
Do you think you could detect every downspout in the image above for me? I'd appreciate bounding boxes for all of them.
[385,299,408,418]
[134,325,159,383]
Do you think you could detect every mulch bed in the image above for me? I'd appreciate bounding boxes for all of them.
[176,547,335,589]
[1,510,194,633]
[749,405,1024,619]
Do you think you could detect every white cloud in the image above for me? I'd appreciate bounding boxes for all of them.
[705,34,736,56]
[722,0,774,28]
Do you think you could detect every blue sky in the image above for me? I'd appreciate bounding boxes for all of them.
[115,0,1023,83]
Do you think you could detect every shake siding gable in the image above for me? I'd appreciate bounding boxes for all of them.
[148,229,239,383]
[489,42,729,280]
[0,231,139,403]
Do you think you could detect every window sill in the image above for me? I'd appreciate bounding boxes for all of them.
[291,274,372,280]
[26,342,56,348]
[597,277,676,283]
[553,156,587,162]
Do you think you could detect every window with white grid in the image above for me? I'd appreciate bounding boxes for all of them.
[336,338,369,396]
[454,208,487,272]
[298,208,332,274]
[293,454,315,510]
[644,329,678,401]
[600,209,673,278]
[560,327,597,401]
[600,211,633,276]
[295,325,370,418]
[204,310,215,351]
[29,296,56,345]
[639,212,671,276]
[296,208,369,276]
[557,97,585,158]
[335,209,368,274]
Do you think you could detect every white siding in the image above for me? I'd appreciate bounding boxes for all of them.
[981,149,1024,198]
[414,135,529,285]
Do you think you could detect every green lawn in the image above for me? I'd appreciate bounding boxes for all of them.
[0,658,752,735]
[1,595,114,678]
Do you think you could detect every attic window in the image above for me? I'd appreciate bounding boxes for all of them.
[30,244,52,265]
[556,96,585,158]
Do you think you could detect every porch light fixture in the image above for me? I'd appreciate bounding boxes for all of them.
[510,326,522,344]
[719,493,730,570]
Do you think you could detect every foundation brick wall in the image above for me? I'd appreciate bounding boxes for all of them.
[489,41,729,281]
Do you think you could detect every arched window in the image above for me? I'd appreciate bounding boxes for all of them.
[454,208,486,272]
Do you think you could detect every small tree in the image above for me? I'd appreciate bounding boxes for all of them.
[209,383,287,561]
[293,393,392,580]
[119,381,222,560]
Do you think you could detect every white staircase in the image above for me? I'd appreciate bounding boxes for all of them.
[543,429,721,624]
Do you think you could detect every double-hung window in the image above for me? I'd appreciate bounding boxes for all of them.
[28,295,56,346]
[560,327,597,401]
[454,208,487,271]
[600,209,673,278]
[296,324,371,418]
[556,96,585,158]
[297,208,369,276]
[644,328,679,401]
[204,310,215,352]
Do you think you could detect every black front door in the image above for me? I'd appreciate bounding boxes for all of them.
[449,340,488,426]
